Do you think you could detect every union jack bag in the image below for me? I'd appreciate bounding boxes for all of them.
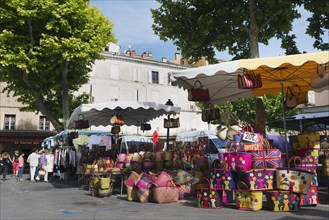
[252,139,281,169]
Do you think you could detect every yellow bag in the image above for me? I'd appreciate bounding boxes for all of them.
[297,134,320,149]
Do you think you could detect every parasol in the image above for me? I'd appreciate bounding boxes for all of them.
[170,51,329,156]
[68,101,181,129]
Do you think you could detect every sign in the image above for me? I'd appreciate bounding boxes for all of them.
[242,131,259,143]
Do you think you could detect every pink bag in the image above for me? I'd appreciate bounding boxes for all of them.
[237,70,262,89]
[136,173,155,189]
[153,172,174,187]
[223,141,252,171]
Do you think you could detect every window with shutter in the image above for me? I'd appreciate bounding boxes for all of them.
[4,114,15,130]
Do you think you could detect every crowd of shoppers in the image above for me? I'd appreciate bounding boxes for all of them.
[0,148,54,182]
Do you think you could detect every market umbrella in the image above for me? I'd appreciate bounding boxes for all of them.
[68,101,181,128]
[170,51,329,155]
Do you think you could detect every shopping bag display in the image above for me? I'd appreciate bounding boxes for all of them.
[209,159,236,190]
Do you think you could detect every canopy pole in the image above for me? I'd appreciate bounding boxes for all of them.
[281,81,289,164]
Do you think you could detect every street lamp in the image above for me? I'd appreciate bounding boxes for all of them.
[165,99,174,150]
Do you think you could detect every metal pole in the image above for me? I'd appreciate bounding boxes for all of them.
[281,81,289,164]
[166,114,170,150]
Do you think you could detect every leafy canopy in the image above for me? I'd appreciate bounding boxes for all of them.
[0,0,116,131]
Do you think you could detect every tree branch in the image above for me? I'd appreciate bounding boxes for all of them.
[259,10,282,30]
[27,19,35,57]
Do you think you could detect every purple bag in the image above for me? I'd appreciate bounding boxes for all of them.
[252,139,281,169]
[238,169,276,190]
[209,159,236,190]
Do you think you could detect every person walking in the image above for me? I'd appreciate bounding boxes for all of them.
[45,149,54,182]
[17,152,25,181]
[27,148,40,181]
[12,150,20,180]
[35,149,47,181]
[1,152,12,181]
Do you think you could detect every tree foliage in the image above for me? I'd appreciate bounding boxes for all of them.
[0,0,116,132]
[152,0,302,62]
[199,94,298,131]
[303,0,329,50]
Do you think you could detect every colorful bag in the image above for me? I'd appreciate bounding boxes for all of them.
[74,114,89,129]
[136,173,155,189]
[265,190,300,212]
[153,172,174,187]
[238,126,263,151]
[223,142,252,171]
[178,185,194,200]
[137,188,150,203]
[197,178,222,208]
[188,80,210,102]
[276,156,314,194]
[152,182,180,204]
[209,159,236,190]
[252,139,281,169]
[235,181,263,211]
[173,169,198,186]
[300,185,318,206]
[237,70,262,89]
[297,133,320,149]
[237,169,276,190]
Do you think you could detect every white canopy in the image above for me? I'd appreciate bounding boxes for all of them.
[68,101,181,128]
[169,51,329,104]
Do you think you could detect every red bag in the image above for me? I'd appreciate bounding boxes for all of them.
[237,70,262,89]
[188,80,210,102]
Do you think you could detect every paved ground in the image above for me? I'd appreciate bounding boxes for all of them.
[0,174,328,220]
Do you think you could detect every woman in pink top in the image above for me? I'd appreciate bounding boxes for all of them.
[17,152,25,181]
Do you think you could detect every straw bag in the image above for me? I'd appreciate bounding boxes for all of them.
[153,172,174,187]
[300,185,318,206]
[276,156,314,194]
[209,159,236,190]
[152,181,180,204]
[235,181,263,211]
[188,80,210,102]
[237,70,262,89]
[164,118,180,128]
[223,141,252,171]
[265,190,300,212]
[252,139,281,169]
[285,86,297,109]
[197,177,222,208]
[237,169,276,190]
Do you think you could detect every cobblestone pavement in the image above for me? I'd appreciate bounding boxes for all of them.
[0,175,328,220]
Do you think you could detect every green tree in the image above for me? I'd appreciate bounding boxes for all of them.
[152,0,302,62]
[0,0,116,132]
[199,95,298,131]
[303,0,329,50]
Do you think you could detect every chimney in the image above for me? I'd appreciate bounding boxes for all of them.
[162,57,167,62]
[130,50,136,57]
[175,52,181,61]
[141,52,147,59]
[147,52,153,59]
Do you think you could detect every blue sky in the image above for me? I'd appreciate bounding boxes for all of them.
[90,0,325,62]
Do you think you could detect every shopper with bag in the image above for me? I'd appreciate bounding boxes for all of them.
[35,149,47,181]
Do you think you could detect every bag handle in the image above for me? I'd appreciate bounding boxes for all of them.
[225,141,237,153]
[261,138,272,151]
[198,177,211,189]
[236,181,250,191]
[193,80,203,89]
[286,86,295,99]
[78,114,85,120]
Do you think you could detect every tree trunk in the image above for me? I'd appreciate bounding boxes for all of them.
[248,0,260,58]
[61,61,70,130]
